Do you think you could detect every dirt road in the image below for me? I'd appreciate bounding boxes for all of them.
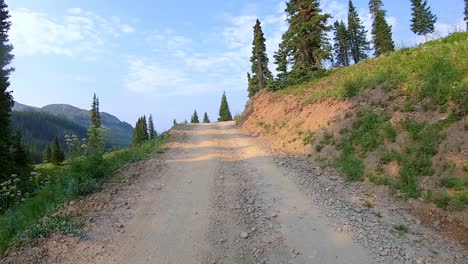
[5,122,467,264]
[97,122,370,263]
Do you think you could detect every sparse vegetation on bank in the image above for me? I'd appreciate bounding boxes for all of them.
[0,137,166,254]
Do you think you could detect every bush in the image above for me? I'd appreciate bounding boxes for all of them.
[337,153,365,181]
[440,178,465,190]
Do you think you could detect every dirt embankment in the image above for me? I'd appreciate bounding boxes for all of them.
[240,90,468,244]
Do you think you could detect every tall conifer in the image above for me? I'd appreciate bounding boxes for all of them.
[369,1,394,56]
[249,19,272,96]
[50,136,64,164]
[191,110,200,123]
[369,0,383,17]
[348,0,370,63]
[148,114,157,140]
[465,0,468,32]
[87,94,105,155]
[0,0,14,181]
[410,0,437,40]
[218,92,233,122]
[277,0,332,72]
[142,115,149,140]
[203,112,210,123]
[333,21,350,67]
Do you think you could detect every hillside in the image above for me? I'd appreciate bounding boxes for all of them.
[12,102,134,162]
[40,104,134,147]
[240,33,468,242]
[10,111,88,163]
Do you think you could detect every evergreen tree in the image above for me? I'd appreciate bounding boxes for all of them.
[44,144,52,163]
[203,112,210,123]
[370,1,394,56]
[369,0,383,17]
[148,114,157,140]
[87,94,106,155]
[0,0,14,181]
[218,91,233,121]
[410,0,437,40]
[142,115,149,140]
[273,41,288,81]
[90,93,100,127]
[249,19,272,96]
[132,117,149,146]
[333,20,350,67]
[348,0,370,63]
[277,0,332,73]
[12,130,27,165]
[191,110,200,123]
[465,0,468,32]
[173,118,177,126]
[50,136,64,164]
[247,72,256,98]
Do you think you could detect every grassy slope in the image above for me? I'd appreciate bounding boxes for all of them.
[272,33,467,208]
[0,136,167,253]
[279,32,467,114]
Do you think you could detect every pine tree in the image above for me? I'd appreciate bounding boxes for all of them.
[249,19,272,96]
[247,72,257,98]
[203,112,210,123]
[50,136,64,164]
[0,0,14,181]
[348,0,370,63]
[44,144,52,163]
[132,116,149,146]
[333,21,350,67]
[12,130,27,165]
[132,118,141,146]
[410,0,437,40]
[142,115,149,140]
[369,0,383,17]
[218,91,233,122]
[191,110,199,123]
[465,0,468,32]
[273,41,288,82]
[87,94,105,155]
[173,118,177,126]
[370,1,394,56]
[148,114,157,140]
[277,0,332,72]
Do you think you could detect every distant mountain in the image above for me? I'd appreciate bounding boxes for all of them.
[12,102,134,162]
[40,104,134,147]
[11,111,88,163]
[13,102,41,112]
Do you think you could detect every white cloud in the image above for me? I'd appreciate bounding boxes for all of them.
[127,1,289,96]
[9,8,135,57]
[125,58,219,96]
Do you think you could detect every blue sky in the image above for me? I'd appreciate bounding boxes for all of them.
[6,0,465,131]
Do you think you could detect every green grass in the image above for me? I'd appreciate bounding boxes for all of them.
[434,189,468,210]
[334,109,396,181]
[278,33,468,113]
[440,177,466,191]
[0,137,166,254]
[393,224,410,235]
[302,130,315,145]
[396,117,454,198]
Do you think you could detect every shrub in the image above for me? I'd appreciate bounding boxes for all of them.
[337,153,365,181]
[440,178,465,190]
